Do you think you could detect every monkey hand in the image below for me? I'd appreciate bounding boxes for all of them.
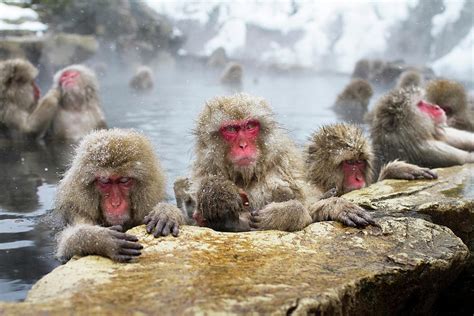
[378,160,438,181]
[102,225,143,263]
[309,197,377,228]
[144,203,185,237]
[321,187,338,199]
[197,177,243,223]
[271,186,296,202]
[250,200,312,232]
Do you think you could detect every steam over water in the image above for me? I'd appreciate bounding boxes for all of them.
[0,61,347,301]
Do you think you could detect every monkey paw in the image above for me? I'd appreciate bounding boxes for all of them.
[144,203,184,237]
[380,161,438,181]
[335,206,377,228]
[321,187,338,199]
[105,227,143,263]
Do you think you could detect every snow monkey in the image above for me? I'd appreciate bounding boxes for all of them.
[305,123,437,197]
[425,79,474,132]
[54,129,184,263]
[396,70,423,89]
[332,79,373,123]
[47,64,107,142]
[369,87,474,170]
[176,93,376,232]
[129,66,154,92]
[220,62,243,85]
[0,59,60,139]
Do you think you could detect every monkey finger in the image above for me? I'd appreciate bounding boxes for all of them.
[339,214,357,227]
[119,248,142,256]
[123,233,139,242]
[146,217,159,234]
[153,219,167,237]
[401,172,416,180]
[420,169,436,179]
[162,222,173,236]
[109,225,123,232]
[425,169,438,179]
[112,255,134,263]
[347,213,369,227]
[119,240,143,250]
[249,221,260,229]
[172,224,179,237]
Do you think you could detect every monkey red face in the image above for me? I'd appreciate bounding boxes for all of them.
[342,160,366,193]
[95,175,134,225]
[32,82,40,102]
[59,70,80,89]
[417,100,447,125]
[220,119,260,167]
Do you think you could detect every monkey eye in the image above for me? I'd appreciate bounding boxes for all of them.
[223,125,239,133]
[97,177,111,185]
[119,177,131,184]
[245,120,259,130]
[346,160,356,165]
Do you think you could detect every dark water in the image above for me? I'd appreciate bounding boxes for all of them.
[0,61,346,301]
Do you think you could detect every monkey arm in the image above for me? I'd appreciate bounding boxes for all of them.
[378,160,437,181]
[443,127,474,151]
[144,202,186,237]
[250,200,312,232]
[174,177,197,223]
[308,197,376,228]
[196,176,250,232]
[56,224,142,263]
[424,140,474,166]
[22,89,60,137]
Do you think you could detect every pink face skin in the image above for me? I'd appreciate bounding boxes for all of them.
[95,175,134,225]
[32,82,41,102]
[342,160,366,193]
[417,100,447,125]
[220,119,260,167]
[59,70,80,89]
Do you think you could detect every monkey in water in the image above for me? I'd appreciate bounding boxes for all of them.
[129,66,154,92]
[0,59,59,140]
[425,79,474,132]
[47,64,107,142]
[175,93,376,231]
[306,123,437,197]
[369,87,474,170]
[54,129,184,263]
[332,79,373,123]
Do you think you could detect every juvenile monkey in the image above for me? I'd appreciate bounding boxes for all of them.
[369,87,474,169]
[129,66,154,92]
[220,62,243,85]
[332,79,373,123]
[54,129,184,263]
[425,79,474,132]
[48,65,107,142]
[306,123,437,196]
[175,93,375,232]
[396,70,423,89]
[0,59,59,139]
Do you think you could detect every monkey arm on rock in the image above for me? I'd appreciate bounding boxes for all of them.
[53,129,184,263]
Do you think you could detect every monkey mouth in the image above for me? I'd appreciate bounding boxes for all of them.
[233,157,257,166]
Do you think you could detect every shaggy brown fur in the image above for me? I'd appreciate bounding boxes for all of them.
[47,64,107,141]
[369,87,474,169]
[425,79,474,131]
[220,62,243,85]
[396,70,422,89]
[0,59,59,139]
[129,66,154,92]
[54,128,184,263]
[306,123,437,196]
[333,79,373,123]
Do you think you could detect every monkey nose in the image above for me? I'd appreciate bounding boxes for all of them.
[239,142,248,149]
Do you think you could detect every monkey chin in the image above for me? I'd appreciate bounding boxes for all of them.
[233,157,257,167]
[104,212,131,227]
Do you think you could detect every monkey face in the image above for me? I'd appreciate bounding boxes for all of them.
[220,119,260,167]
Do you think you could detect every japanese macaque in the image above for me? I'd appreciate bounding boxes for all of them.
[306,123,437,196]
[425,79,474,132]
[351,59,371,80]
[175,93,376,232]
[396,70,422,89]
[369,87,474,169]
[207,47,228,67]
[47,65,107,142]
[0,59,59,139]
[220,62,243,85]
[54,129,184,263]
[332,79,373,123]
[129,66,154,92]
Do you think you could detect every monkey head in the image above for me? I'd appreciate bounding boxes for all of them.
[194,93,282,184]
[0,59,41,110]
[55,128,166,227]
[417,100,447,126]
[220,62,243,84]
[306,123,374,195]
[425,79,467,118]
[343,79,373,104]
[53,64,99,107]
